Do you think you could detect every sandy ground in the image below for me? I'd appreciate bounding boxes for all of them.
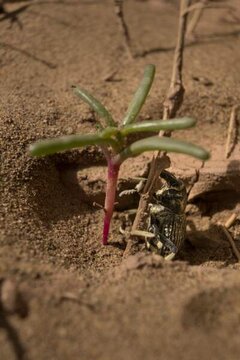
[1,0,240,359]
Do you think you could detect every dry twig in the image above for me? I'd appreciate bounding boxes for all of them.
[186,168,200,198]
[186,0,207,38]
[221,226,240,262]
[224,213,237,229]
[218,213,239,262]
[124,0,192,257]
[225,105,239,159]
[186,0,235,39]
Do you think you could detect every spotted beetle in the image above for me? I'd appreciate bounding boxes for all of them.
[146,170,187,260]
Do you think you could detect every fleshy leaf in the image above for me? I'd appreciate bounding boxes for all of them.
[122,64,155,126]
[29,134,117,157]
[118,136,210,162]
[101,127,120,138]
[121,117,196,136]
[72,86,116,127]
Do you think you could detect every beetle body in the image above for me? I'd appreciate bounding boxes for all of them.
[146,170,187,258]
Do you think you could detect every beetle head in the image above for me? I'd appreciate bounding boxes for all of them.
[153,170,187,213]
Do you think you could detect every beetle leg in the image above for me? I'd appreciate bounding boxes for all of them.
[147,223,178,256]
[165,252,175,261]
[131,229,155,238]
[119,177,147,197]
[119,188,138,197]
[147,224,164,252]
[158,232,178,254]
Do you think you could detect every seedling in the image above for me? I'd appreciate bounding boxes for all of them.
[29,64,210,245]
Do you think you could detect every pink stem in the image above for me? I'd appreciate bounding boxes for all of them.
[102,159,120,245]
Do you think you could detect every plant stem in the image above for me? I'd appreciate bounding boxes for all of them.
[102,159,120,245]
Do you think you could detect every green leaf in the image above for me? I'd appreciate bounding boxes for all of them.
[29,134,117,157]
[100,127,120,138]
[118,136,210,162]
[122,64,155,126]
[72,86,116,127]
[120,117,196,136]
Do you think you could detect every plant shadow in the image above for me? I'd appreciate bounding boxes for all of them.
[0,311,27,360]
[135,29,240,58]
[26,150,104,226]
[0,282,29,360]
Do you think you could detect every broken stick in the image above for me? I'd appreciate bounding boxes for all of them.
[185,0,235,39]
[224,213,237,229]
[225,105,239,159]
[219,213,239,262]
[124,0,192,257]
[221,226,240,262]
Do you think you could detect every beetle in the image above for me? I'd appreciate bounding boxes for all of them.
[145,170,187,260]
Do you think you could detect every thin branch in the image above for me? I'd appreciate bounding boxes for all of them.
[217,214,239,262]
[186,168,200,198]
[220,225,240,262]
[224,213,237,230]
[130,155,171,230]
[183,0,233,16]
[185,0,236,39]
[225,105,239,159]
[162,0,190,121]
[186,0,207,38]
[147,0,191,192]
[124,0,192,257]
